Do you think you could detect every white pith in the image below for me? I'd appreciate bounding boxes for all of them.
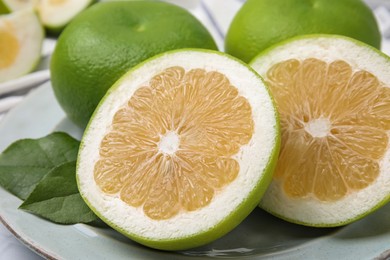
[251,36,390,225]
[37,0,92,27]
[3,0,38,11]
[158,131,180,155]
[77,50,279,240]
[305,117,331,138]
[0,9,43,83]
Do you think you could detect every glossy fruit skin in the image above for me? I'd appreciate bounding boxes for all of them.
[50,1,217,128]
[225,0,381,63]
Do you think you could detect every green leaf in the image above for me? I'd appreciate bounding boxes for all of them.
[0,132,80,200]
[19,161,100,224]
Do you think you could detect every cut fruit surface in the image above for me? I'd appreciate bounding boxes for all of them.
[0,8,44,82]
[95,66,256,220]
[77,49,280,250]
[37,0,94,33]
[250,34,390,227]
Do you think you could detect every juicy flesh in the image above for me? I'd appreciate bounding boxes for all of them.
[95,67,254,220]
[0,22,19,69]
[266,58,390,201]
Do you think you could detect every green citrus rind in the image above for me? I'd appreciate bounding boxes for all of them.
[226,0,381,63]
[0,0,10,14]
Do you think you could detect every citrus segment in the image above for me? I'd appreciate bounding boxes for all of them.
[251,35,390,226]
[0,9,44,82]
[77,49,280,250]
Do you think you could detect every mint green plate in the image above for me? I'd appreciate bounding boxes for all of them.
[0,83,389,259]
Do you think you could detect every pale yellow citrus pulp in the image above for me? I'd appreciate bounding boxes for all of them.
[0,8,43,83]
[265,58,389,202]
[94,66,254,220]
[0,22,19,69]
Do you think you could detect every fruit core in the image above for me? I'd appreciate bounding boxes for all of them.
[266,58,389,202]
[158,131,180,155]
[0,23,19,69]
[94,66,254,220]
[305,117,331,138]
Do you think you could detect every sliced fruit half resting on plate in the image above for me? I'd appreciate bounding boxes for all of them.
[250,34,390,227]
[76,49,281,250]
[0,8,44,83]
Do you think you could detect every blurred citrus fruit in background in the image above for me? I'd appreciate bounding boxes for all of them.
[37,0,95,34]
[0,0,94,34]
[0,8,44,83]
[77,49,280,250]
[51,1,217,128]
[226,0,381,63]
[0,0,38,13]
[250,34,390,227]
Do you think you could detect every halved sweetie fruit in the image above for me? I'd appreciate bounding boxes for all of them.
[250,34,390,227]
[77,49,280,250]
[0,8,44,83]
